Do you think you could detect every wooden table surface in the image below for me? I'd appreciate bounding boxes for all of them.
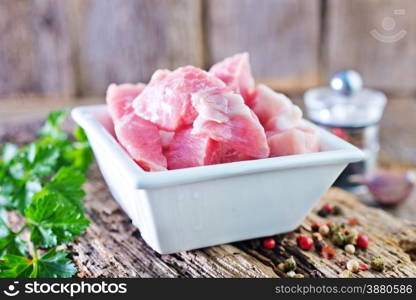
[1,95,415,278]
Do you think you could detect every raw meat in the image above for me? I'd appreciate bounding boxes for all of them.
[252,84,302,132]
[267,126,320,157]
[164,127,218,169]
[106,52,320,172]
[133,66,229,131]
[209,53,255,106]
[107,83,146,120]
[191,90,269,158]
[209,143,253,164]
[106,83,167,171]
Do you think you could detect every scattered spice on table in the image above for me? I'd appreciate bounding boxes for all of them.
[371,256,385,272]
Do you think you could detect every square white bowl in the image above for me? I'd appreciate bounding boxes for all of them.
[72,105,363,254]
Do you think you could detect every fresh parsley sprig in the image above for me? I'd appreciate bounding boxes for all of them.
[0,110,93,278]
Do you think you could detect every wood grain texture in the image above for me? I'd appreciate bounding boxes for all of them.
[0,0,75,97]
[76,0,204,95]
[1,116,416,278]
[325,0,416,95]
[62,174,416,278]
[205,0,321,91]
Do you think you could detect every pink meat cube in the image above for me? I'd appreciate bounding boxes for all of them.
[164,127,218,170]
[107,83,146,120]
[209,52,256,106]
[133,66,229,131]
[267,126,320,157]
[251,84,302,132]
[192,90,269,158]
[106,84,167,172]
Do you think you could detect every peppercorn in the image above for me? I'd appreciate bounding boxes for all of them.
[348,217,360,226]
[356,234,369,249]
[284,256,297,272]
[262,238,276,249]
[311,222,321,232]
[332,205,343,216]
[319,224,330,236]
[344,229,358,245]
[344,244,356,255]
[312,232,323,242]
[297,235,313,251]
[371,256,385,272]
[322,203,333,214]
[321,245,335,259]
[314,241,326,252]
[286,271,296,278]
[337,256,346,266]
[332,232,346,247]
[346,259,360,273]
[317,208,329,217]
[329,222,345,235]
[359,263,369,271]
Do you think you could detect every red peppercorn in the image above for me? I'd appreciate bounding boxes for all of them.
[356,235,369,249]
[348,217,360,226]
[262,238,276,249]
[322,203,333,214]
[359,263,369,271]
[297,235,313,251]
[321,245,335,259]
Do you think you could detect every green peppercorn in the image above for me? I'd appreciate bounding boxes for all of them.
[332,232,346,247]
[344,229,358,245]
[330,222,345,235]
[284,256,297,272]
[371,256,385,272]
[332,205,343,216]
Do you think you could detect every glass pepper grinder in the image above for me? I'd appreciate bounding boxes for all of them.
[304,70,387,190]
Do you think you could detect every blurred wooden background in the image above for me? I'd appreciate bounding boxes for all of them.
[0,0,415,98]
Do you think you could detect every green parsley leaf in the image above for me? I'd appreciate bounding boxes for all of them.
[0,218,28,257]
[35,248,77,278]
[0,254,33,278]
[43,166,86,211]
[25,193,89,247]
[1,143,19,164]
[38,110,68,141]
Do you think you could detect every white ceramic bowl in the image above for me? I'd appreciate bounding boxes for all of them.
[72,105,363,254]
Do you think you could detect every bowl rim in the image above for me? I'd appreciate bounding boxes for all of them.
[72,105,364,189]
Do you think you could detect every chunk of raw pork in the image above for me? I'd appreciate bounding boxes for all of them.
[164,127,218,169]
[191,91,269,158]
[267,126,320,157]
[133,66,229,131]
[106,83,167,171]
[209,53,255,106]
[107,83,146,120]
[251,84,302,132]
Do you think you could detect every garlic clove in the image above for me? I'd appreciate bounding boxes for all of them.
[352,170,415,206]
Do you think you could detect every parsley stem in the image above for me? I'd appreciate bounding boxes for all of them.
[32,243,39,277]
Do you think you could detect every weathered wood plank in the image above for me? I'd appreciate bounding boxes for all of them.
[205,0,321,92]
[0,0,75,97]
[325,0,416,96]
[76,0,204,95]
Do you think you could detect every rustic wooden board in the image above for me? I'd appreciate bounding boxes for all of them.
[1,115,416,278]
[0,0,75,97]
[205,0,322,92]
[71,169,416,278]
[325,0,416,96]
[75,0,204,95]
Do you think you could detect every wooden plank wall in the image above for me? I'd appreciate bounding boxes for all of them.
[0,0,414,98]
